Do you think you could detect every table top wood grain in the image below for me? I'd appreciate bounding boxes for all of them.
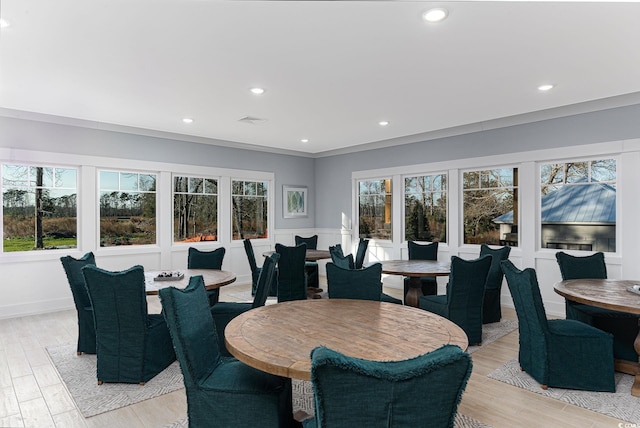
[381,259,451,277]
[224,299,468,380]
[263,249,331,261]
[554,279,640,315]
[144,269,236,295]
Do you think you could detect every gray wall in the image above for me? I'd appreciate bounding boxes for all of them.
[3,103,640,232]
[315,103,640,229]
[0,116,315,229]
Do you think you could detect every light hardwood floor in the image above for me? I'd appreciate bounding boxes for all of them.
[0,280,626,428]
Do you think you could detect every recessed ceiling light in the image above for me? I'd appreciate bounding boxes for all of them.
[423,8,448,23]
[0,19,10,29]
[379,121,390,127]
[182,118,194,124]
[250,87,265,95]
[301,139,309,143]
[538,84,555,92]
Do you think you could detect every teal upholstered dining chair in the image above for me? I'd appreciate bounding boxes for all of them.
[159,275,293,428]
[555,251,639,362]
[244,239,277,297]
[479,244,511,324]
[404,241,439,297]
[188,246,225,305]
[501,260,615,392]
[60,252,97,355]
[326,262,402,304]
[329,245,355,270]
[243,238,262,295]
[210,253,280,356]
[295,235,319,289]
[82,265,176,385]
[276,243,308,302]
[354,238,369,269]
[419,255,491,346]
[301,345,472,428]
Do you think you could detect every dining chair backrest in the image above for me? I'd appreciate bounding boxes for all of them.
[354,238,369,269]
[82,264,176,383]
[60,251,97,355]
[501,260,551,350]
[308,345,472,428]
[159,275,221,387]
[60,252,96,314]
[329,244,344,258]
[188,246,226,305]
[326,262,382,301]
[479,244,511,290]
[408,241,438,261]
[83,264,150,343]
[275,243,308,302]
[295,235,318,250]
[555,251,607,280]
[243,239,259,276]
[447,256,491,309]
[445,255,492,341]
[188,247,226,269]
[329,247,355,270]
[252,253,279,308]
[479,243,511,324]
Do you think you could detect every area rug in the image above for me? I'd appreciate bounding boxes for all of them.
[488,359,640,423]
[46,343,184,418]
[468,319,517,354]
[164,379,492,428]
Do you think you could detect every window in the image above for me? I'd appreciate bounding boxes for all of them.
[232,180,268,240]
[173,176,218,243]
[2,164,77,252]
[99,170,156,246]
[358,179,392,240]
[463,168,518,246]
[540,159,616,252]
[404,174,447,243]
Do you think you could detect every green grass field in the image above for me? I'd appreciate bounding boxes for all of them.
[3,237,77,252]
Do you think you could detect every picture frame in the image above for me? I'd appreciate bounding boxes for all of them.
[283,185,308,218]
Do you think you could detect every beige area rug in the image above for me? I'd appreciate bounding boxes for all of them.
[489,359,640,423]
[165,379,492,428]
[47,343,184,418]
[46,316,515,421]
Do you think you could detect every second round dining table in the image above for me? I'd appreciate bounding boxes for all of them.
[381,259,451,307]
[144,269,236,295]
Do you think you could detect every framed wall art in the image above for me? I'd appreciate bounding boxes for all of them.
[283,185,307,218]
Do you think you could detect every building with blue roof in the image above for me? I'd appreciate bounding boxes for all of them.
[493,180,616,252]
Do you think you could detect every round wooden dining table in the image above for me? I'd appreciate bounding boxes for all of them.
[144,269,236,295]
[554,278,640,396]
[381,260,451,307]
[224,299,468,381]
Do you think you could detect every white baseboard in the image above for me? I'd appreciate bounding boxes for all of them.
[0,297,74,320]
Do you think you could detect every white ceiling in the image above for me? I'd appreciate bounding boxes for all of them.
[2,1,640,155]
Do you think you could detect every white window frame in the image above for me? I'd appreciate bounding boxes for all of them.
[537,155,619,254]
[459,165,520,248]
[401,171,449,244]
[171,173,221,245]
